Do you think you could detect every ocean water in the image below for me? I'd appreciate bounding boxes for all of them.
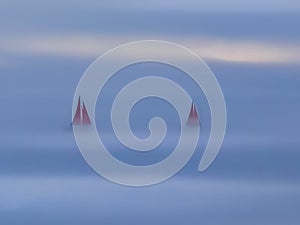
[1,54,300,224]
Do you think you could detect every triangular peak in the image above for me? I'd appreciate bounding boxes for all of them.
[82,101,92,125]
[72,96,92,126]
[187,102,199,126]
[72,96,82,125]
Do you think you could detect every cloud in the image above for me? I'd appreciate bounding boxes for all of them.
[0,34,300,64]
[188,39,300,63]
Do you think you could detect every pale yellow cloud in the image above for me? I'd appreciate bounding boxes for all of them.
[186,39,300,63]
[1,34,299,64]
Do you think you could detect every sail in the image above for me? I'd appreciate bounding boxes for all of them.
[187,102,199,126]
[82,102,92,125]
[72,97,81,125]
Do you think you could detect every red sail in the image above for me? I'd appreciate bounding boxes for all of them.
[187,102,199,126]
[82,102,92,125]
[72,97,81,125]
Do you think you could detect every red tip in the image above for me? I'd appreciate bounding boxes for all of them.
[72,96,81,125]
[187,102,199,126]
[82,102,92,125]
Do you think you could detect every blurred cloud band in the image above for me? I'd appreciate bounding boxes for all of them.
[1,35,300,64]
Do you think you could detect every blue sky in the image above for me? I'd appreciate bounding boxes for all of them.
[0,1,300,224]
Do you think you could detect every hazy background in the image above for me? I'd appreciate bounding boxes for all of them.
[0,0,300,224]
